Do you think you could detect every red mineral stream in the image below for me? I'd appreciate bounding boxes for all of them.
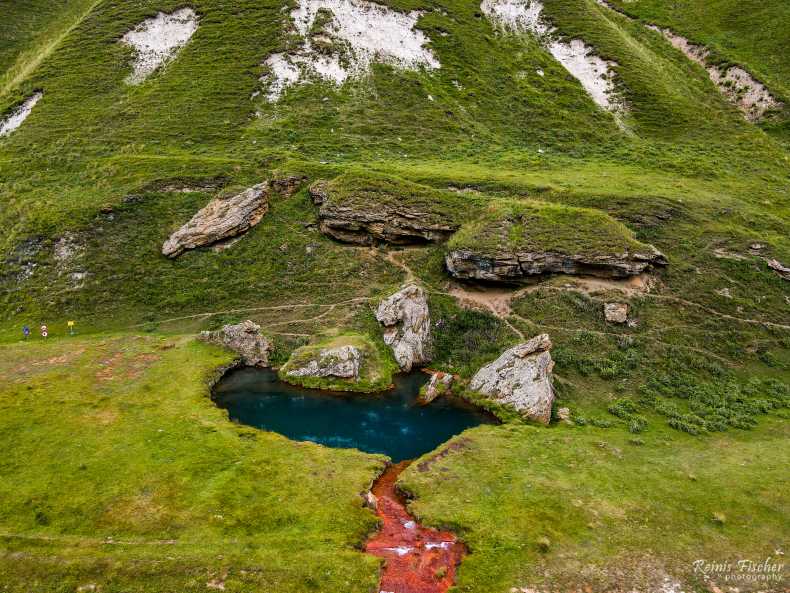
[365,461,466,593]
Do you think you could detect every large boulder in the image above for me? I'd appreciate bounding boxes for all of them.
[309,177,460,245]
[284,345,362,380]
[162,183,269,257]
[199,320,272,367]
[376,284,431,371]
[469,334,555,424]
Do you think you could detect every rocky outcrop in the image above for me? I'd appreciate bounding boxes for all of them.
[604,302,629,324]
[310,181,458,245]
[285,345,362,380]
[767,259,790,281]
[199,320,272,367]
[376,284,431,371]
[162,183,269,257]
[419,371,453,404]
[446,246,667,281]
[469,334,555,424]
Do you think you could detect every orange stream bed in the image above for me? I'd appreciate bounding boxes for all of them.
[365,461,466,593]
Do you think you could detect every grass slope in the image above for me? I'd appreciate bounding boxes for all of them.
[400,421,789,592]
[0,0,788,590]
[0,334,384,592]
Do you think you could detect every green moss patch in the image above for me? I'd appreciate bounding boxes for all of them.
[279,332,398,393]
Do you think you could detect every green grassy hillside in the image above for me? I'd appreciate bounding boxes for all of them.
[0,0,788,590]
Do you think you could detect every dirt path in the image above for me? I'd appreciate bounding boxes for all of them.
[365,462,465,593]
[447,284,526,339]
[385,248,419,283]
[126,297,373,329]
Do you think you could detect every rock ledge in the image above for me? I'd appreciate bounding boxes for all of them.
[446,247,667,281]
[310,181,459,245]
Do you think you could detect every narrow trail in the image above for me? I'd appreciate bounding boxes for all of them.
[125,297,373,329]
[365,461,465,593]
[385,248,418,283]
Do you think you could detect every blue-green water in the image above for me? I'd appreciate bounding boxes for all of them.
[213,368,494,462]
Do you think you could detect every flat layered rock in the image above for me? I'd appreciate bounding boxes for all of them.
[375,284,431,371]
[446,200,667,281]
[469,334,555,424]
[446,247,666,280]
[199,320,272,367]
[309,176,462,245]
[162,183,269,258]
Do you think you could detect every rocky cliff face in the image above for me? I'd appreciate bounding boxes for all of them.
[284,345,362,380]
[469,334,555,424]
[375,284,432,371]
[309,181,458,245]
[162,183,269,257]
[446,246,667,281]
[199,320,272,367]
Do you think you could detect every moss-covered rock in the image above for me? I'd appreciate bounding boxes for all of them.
[446,199,667,281]
[310,172,478,245]
[279,333,398,392]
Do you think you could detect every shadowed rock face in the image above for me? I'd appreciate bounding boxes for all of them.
[446,245,667,281]
[309,181,458,245]
[376,284,432,371]
[162,183,269,257]
[469,334,555,424]
[199,320,272,367]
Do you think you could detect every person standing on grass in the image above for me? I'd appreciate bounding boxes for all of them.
[23,325,30,340]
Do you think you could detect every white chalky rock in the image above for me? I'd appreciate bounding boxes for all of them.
[648,25,781,121]
[261,0,440,101]
[0,92,43,137]
[376,284,431,371]
[480,0,623,113]
[121,8,199,84]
